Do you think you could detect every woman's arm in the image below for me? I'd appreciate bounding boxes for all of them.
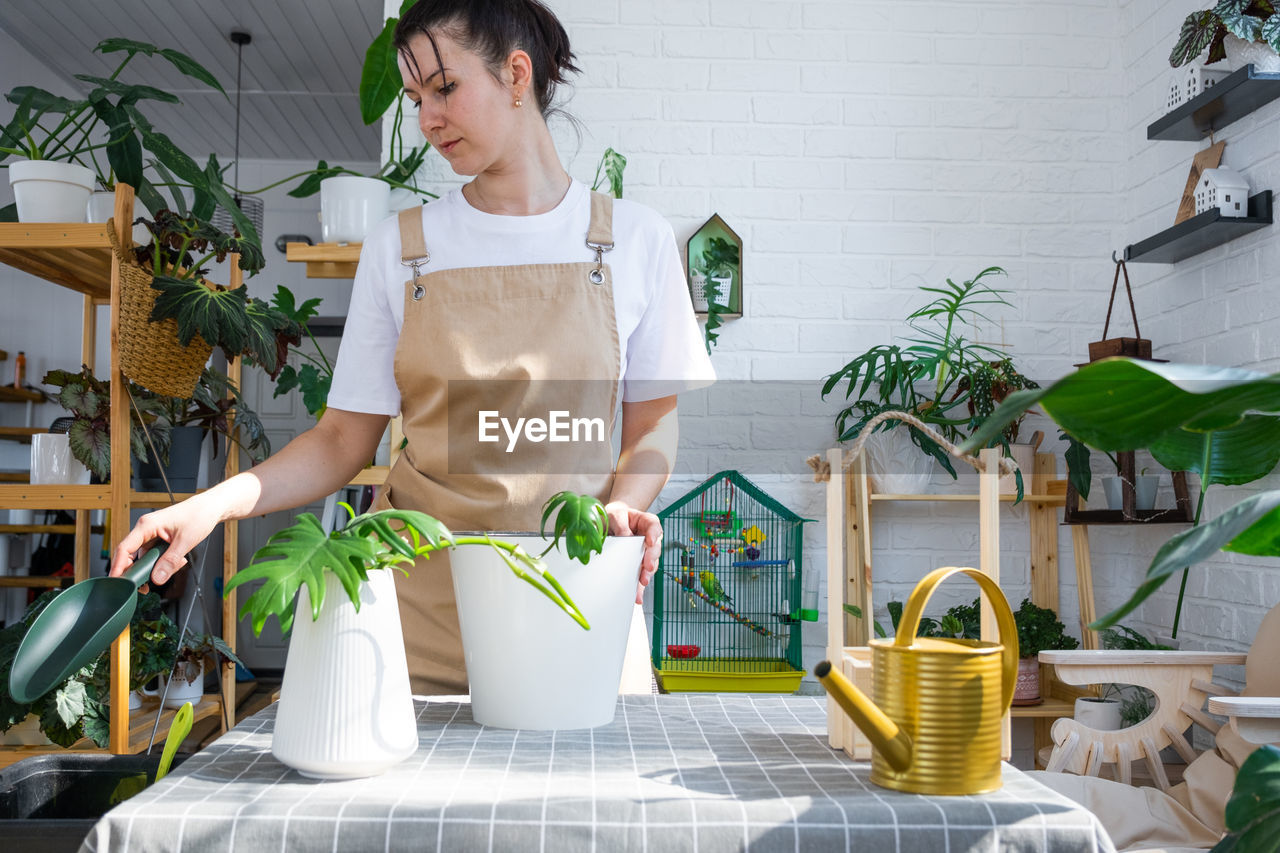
[111,408,391,584]
[605,395,678,603]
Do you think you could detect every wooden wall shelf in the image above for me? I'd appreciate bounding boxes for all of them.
[0,386,44,403]
[285,242,360,279]
[1149,65,1280,141]
[0,223,113,297]
[1124,191,1272,264]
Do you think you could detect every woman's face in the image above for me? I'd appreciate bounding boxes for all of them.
[399,32,523,177]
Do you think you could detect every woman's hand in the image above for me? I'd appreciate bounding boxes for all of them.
[110,495,221,586]
[604,500,662,604]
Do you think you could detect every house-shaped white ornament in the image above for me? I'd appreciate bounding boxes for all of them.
[1167,64,1231,111]
[1195,167,1250,217]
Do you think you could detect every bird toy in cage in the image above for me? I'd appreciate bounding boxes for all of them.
[740,524,766,560]
[693,478,742,541]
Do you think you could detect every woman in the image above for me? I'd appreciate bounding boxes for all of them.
[111,0,714,694]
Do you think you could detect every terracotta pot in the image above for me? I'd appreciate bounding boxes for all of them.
[1013,655,1042,705]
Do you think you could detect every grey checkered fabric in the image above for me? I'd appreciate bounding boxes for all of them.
[80,696,1115,852]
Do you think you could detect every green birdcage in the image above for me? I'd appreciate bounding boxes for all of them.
[652,471,815,693]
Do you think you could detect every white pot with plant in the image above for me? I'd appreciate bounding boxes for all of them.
[1170,5,1280,73]
[1101,462,1159,511]
[1074,686,1123,732]
[448,492,643,730]
[226,491,636,778]
[8,160,95,222]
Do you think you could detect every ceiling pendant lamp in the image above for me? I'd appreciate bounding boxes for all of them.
[212,30,264,238]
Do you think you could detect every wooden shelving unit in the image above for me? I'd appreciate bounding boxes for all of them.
[285,242,360,279]
[1123,191,1272,264]
[0,185,238,760]
[1148,64,1280,141]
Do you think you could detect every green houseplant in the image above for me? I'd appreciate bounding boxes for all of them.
[0,38,230,223]
[0,591,178,748]
[1013,598,1079,704]
[1170,1,1280,67]
[267,286,333,420]
[224,491,627,777]
[822,266,1037,492]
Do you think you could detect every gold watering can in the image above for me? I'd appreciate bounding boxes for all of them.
[817,566,1018,795]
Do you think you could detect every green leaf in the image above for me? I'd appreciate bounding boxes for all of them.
[539,491,609,564]
[360,18,402,125]
[961,359,1280,456]
[149,275,247,353]
[88,99,143,190]
[591,147,627,198]
[52,679,87,729]
[1217,0,1266,40]
[1062,431,1093,500]
[1091,490,1280,629]
[1151,414,1280,486]
[1263,13,1280,54]
[1213,745,1280,853]
[72,75,180,105]
[156,47,228,98]
[1172,10,1225,66]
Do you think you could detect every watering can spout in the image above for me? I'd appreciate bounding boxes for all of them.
[815,660,913,772]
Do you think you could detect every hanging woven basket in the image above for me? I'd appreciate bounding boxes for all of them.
[109,219,212,398]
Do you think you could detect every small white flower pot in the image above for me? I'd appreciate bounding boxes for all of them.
[271,569,418,779]
[998,442,1036,495]
[450,535,644,730]
[1224,34,1280,73]
[319,175,390,243]
[86,191,150,245]
[9,160,94,223]
[1102,475,1158,511]
[866,425,934,494]
[1074,697,1123,731]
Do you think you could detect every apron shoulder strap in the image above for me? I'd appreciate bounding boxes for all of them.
[398,205,429,262]
[586,191,614,249]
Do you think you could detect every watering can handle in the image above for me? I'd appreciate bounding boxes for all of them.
[894,566,1019,715]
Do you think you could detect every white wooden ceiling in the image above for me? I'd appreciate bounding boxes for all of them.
[0,0,382,164]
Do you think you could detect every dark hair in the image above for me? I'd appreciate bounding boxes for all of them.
[394,0,580,118]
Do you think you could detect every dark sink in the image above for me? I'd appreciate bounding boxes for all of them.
[0,753,188,853]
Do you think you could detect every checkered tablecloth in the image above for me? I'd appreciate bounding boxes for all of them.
[80,695,1115,853]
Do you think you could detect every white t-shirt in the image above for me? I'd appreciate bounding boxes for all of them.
[327,180,715,416]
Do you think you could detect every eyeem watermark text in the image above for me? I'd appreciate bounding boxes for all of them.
[478,410,607,453]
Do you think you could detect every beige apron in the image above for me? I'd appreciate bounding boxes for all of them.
[371,191,622,694]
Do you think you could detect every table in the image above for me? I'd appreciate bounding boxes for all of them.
[80,696,1115,853]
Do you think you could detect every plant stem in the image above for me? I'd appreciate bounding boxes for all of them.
[1171,434,1213,639]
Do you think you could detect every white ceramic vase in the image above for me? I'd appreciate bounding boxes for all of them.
[158,659,205,710]
[1224,34,1280,73]
[1102,475,1158,511]
[449,535,644,730]
[9,160,94,223]
[271,569,418,779]
[86,191,151,245]
[998,442,1036,495]
[319,175,390,243]
[1074,697,1123,731]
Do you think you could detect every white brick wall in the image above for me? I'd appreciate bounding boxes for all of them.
[4,0,1275,695]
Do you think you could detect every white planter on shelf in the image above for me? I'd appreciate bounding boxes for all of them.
[1224,35,1280,72]
[1074,697,1123,731]
[1102,476,1158,511]
[319,175,390,243]
[86,191,150,244]
[9,160,94,222]
[998,442,1036,495]
[449,535,644,730]
[271,569,418,779]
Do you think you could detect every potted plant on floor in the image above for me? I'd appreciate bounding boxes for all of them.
[1012,598,1078,705]
[225,490,641,778]
[822,266,1030,493]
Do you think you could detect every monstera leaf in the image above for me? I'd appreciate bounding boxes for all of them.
[961,359,1280,630]
[540,491,609,565]
[226,510,451,636]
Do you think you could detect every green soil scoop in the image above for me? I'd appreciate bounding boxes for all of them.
[8,546,162,704]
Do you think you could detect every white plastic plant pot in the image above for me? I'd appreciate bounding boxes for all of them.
[9,160,94,223]
[319,175,390,243]
[86,191,150,245]
[864,425,934,494]
[145,659,205,709]
[1102,476,1158,511]
[271,569,418,779]
[1224,34,1280,72]
[450,535,644,730]
[1073,697,1122,731]
[29,433,90,485]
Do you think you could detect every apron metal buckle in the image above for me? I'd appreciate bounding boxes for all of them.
[586,239,613,285]
[402,256,430,300]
